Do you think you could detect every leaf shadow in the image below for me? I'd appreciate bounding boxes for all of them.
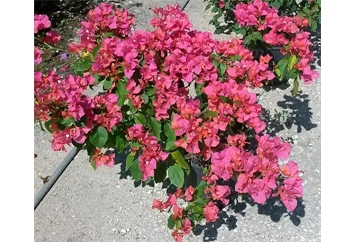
[260,91,317,136]
[193,192,305,241]
[276,93,318,134]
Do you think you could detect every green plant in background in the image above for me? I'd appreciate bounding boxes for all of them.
[204,0,321,35]
[205,0,320,95]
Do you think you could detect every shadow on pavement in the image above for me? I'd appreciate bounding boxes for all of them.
[261,91,317,135]
[277,93,317,134]
[193,194,305,241]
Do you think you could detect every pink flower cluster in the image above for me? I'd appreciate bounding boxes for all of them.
[34,14,51,33]
[91,148,115,168]
[68,2,134,54]
[127,124,169,181]
[34,71,122,160]
[204,134,303,211]
[34,14,61,64]
[233,0,319,84]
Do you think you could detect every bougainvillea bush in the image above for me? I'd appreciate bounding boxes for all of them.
[204,0,321,34]
[204,0,319,93]
[34,3,306,242]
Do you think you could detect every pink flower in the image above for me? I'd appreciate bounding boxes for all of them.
[211,149,232,180]
[203,202,219,223]
[174,188,184,199]
[171,114,190,136]
[301,66,319,84]
[34,14,51,33]
[163,194,177,208]
[218,1,225,8]
[51,129,71,151]
[181,218,193,234]
[34,46,43,64]
[172,230,183,242]
[42,31,61,44]
[235,173,251,194]
[184,186,194,201]
[173,205,183,220]
[210,185,231,205]
[280,161,301,178]
[152,199,164,211]
[248,178,271,204]
[91,148,115,168]
[127,124,145,139]
[273,177,303,211]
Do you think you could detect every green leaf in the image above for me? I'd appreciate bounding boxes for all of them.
[90,157,97,171]
[192,206,203,215]
[288,69,299,80]
[85,138,96,156]
[76,59,92,73]
[117,79,128,107]
[234,55,242,61]
[203,110,218,118]
[92,45,100,59]
[44,120,54,133]
[288,55,298,70]
[130,159,142,182]
[164,123,176,141]
[270,2,281,9]
[134,113,146,125]
[146,87,155,97]
[275,58,288,81]
[154,161,167,183]
[194,197,207,207]
[165,141,177,151]
[225,1,231,9]
[303,6,310,14]
[141,93,149,104]
[211,6,218,13]
[292,77,300,97]
[218,63,226,75]
[115,135,127,152]
[148,117,161,141]
[92,73,101,85]
[195,83,204,96]
[311,20,318,32]
[205,3,211,11]
[59,116,75,126]
[210,53,218,59]
[168,164,184,188]
[175,219,182,230]
[171,150,190,174]
[213,59,220,69]
[125,153,135,171]
[213,12,222,21]
[89,126,108,148]
[103,78,113,90]
[168,215,175,229]
[250,31,262,41]
[102,32,114,38]
[195,180,207,198]
[143,103,154,116]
